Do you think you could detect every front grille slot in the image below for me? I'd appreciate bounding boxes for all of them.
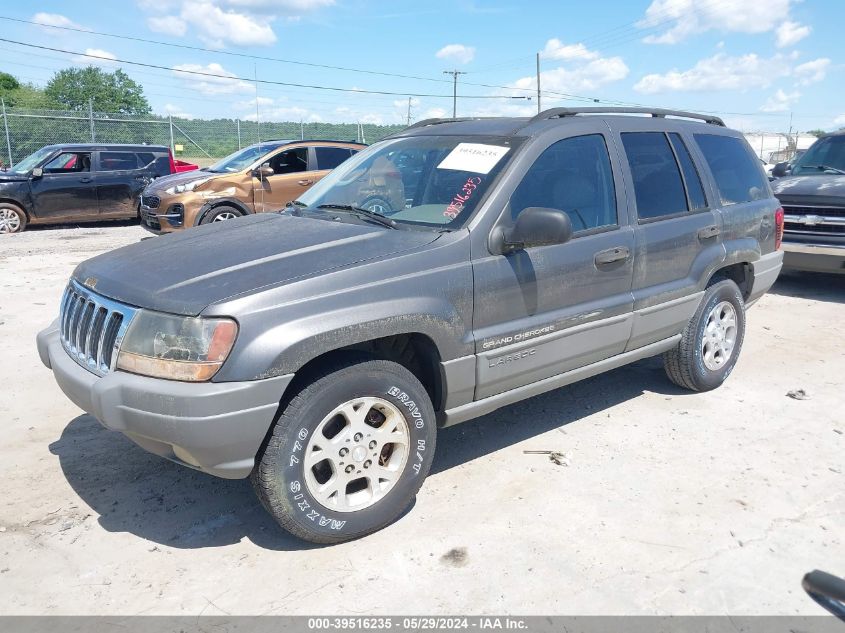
[142,195,161,209]
[783,205,845,236]
[58,282,137,377]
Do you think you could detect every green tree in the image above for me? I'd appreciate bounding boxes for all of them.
[0,72,20,93]
[45,67,151,115]
[0,72,50,108]
[806,129,827,138]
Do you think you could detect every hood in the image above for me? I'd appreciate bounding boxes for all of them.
[0,172,28,183]
[72,213,439,316]
[147,169,219,191]
[772,174,845,205]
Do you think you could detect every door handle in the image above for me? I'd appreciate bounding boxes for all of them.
[297,179,313,186]
[594,246,631,266]
[698,225,721,240]
[79,177,92,183]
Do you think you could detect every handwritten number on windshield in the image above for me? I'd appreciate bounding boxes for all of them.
[444,176,482,220]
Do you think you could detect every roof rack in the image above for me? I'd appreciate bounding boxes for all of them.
[403,116,497,130]
[530,107,725,127]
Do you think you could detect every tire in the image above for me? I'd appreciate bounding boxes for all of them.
[0,203,27,234]
[663,278,746,392]
[360,196,395,216]
[251,355,437,544]
[200,205,242,225]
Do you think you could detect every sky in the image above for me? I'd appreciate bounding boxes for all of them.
[0,0,842,132]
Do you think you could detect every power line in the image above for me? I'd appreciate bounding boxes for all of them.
[0,38,525,100]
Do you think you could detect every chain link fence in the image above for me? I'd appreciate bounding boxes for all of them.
[0,101,406,168]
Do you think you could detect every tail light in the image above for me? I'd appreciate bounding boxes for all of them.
[774,207,784,250]
[168,149,177,175]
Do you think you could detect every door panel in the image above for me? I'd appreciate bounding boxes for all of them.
[30,152,97,221]
[471,131,635,400]
[95,151,148,217]
[253,147,311,212]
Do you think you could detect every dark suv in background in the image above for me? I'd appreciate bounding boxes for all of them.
[0,143,174,233]
[771,131,845,274]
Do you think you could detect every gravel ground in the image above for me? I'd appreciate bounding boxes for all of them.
[0,221,842,615]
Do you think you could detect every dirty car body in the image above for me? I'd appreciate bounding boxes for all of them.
[38,107,784,543]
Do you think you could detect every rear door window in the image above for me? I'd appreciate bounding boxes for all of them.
[99,152,141,172]
[315,146,353,170]
[668,133,707,210]
[694,134,768,205]
[510,134,617,233]
[621,132,688,220]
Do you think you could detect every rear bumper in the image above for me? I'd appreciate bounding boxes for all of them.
[747,250,784,304]
[37,321,293,479]
[782,242,845,274]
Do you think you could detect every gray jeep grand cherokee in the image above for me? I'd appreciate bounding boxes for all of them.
[37,108,784,543]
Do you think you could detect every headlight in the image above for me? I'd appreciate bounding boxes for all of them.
[165,177,211,195]
[116,311,238,382]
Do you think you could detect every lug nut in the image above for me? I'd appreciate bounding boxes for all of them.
[353,432,363,442]
[339,447,349,457]
[345,465,354,474]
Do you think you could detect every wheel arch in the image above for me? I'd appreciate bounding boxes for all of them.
[196,198,252,225]
[0,197,29,220]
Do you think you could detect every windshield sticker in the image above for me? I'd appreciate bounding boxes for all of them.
[437,143,510,174]
[444,176,482,219]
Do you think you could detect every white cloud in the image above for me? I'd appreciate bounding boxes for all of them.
[72,48,118,67]
[146,16,188,37]
[172,62,254,95]
[794,58,830,85]
[634,52,788,93]
[161,104,194,119]
[834,114,845,127]
[760,89,800,112]
[540,39,598,61]
[436,44,476,65]
[511,56,628,95]
[776,20,811,48]
[638,0,792,44]
[142,0,334,47]
[32,12,88,30]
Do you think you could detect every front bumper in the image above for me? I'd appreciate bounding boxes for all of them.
[782,242,845,274]
[37,321,293,479]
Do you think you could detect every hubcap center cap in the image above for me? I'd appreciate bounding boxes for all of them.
[351,445,368,462]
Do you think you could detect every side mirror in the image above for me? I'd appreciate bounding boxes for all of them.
[31,167,43,179]
[254,165,274,179]
[772,162,790,178]
[492,207,573,254]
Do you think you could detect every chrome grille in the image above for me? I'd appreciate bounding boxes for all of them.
[783,205,845,236]
[59,280,138,376]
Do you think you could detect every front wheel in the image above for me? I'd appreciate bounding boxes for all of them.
[663,278,746,392]
[252,356,437,543]
[0,203,27,234]
[200,205,241,224]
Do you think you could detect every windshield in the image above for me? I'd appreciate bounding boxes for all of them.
[792,136,845,175]
[9,147,55,175]
[296,135,523,229]
[207,142,286,173]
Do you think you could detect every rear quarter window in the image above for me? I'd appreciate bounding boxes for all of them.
[694,134,768,205]
[315,146,353,170]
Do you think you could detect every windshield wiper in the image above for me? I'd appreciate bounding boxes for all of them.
[316,204,399,229]
[803,164,845,175]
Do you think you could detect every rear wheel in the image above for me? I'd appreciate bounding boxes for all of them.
[0,203,26,234]
[251,356,436,544]
[663,279,746,392]
[200,205,241,224]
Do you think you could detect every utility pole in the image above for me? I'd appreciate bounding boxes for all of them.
[443,70,466,118]
[536,52,541,114]
[406,96,413,126]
